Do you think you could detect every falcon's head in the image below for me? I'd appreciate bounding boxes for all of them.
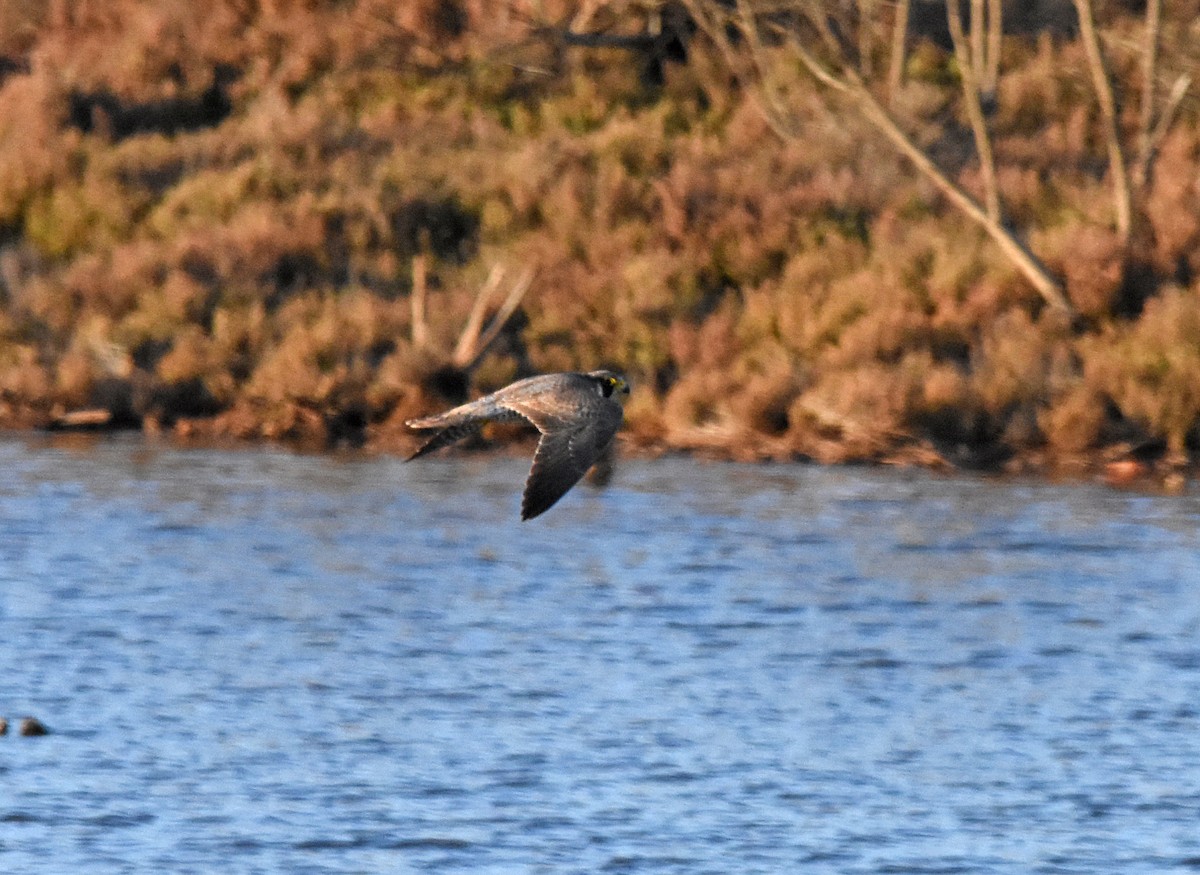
[588,370,631,399]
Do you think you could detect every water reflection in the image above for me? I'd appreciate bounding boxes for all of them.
[1,436,1199,873]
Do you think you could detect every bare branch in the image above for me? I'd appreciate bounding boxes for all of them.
[684,0,1073,314]
[984,0,1002,97]
[969,0,985,84]
[736,0,804,137]
[452,264,506,366]
[684,0,803,140]
[457,267,536,373]
[859,0,877,78]
[886,0,911,104]
[946,0,1001,222]
[1143,72,1193,186]
[829,74,1070,313]
[411,252,429,349]
[801,0,849,60]
[1071,0,1132,244]
[1133,0,1162,191]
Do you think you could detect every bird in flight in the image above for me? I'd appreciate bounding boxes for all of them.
[406,370,630,520]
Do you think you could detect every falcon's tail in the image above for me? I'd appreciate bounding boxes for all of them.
[405,422,480,460]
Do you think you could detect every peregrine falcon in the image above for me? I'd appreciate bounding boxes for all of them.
[406,370,630,520]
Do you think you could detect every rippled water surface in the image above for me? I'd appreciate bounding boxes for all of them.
[2,436,1200,873]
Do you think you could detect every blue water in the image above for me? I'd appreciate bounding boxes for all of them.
[2,436,1199,873]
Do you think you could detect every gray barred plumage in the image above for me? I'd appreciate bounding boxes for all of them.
[406,370,630,520]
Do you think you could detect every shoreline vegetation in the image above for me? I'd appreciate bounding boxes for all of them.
[1,1,1198,489]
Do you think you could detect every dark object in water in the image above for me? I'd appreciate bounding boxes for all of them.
[19,716,49,737]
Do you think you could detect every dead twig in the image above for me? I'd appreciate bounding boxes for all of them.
[451,265,535,371]
[886,0,910,104]
[686,1,1072,313]
[946,0,1001,222]
[452,264,507,366]
[1072,0,1132,244]
[984,0,1001,96]
[410,252,429,349]
[1133,0,1161,191]
[456,267,535,372]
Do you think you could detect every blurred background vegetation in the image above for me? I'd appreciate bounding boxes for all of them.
[0,0,1197,478]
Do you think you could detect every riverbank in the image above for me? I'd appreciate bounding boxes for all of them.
[18,417,1192,501]
[1,2,1198,477]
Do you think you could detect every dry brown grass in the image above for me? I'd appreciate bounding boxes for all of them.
[1081,285,1200,457]
[0,0,1198,467]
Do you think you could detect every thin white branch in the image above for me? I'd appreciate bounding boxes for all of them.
[1072,0,1132,244]
[453,264,507,366]
[946,0,1001,222]
[887,0,911,104]
[411,253,429,349]
[458,267,536,372]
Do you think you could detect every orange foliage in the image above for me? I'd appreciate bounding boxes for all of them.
[0,0,1196,474]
